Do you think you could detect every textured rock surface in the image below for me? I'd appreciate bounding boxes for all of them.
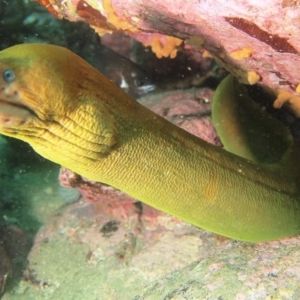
[0,220,32,296]
[4,198,300,299]
[4,199,218,300]
[137,237,300,299]
[39,0,300,106]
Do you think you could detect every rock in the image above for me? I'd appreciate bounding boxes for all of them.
[38,0,300,113]
[0,219,32,296]
[136,237,300,299]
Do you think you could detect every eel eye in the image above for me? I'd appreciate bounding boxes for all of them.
[3,69,15,82]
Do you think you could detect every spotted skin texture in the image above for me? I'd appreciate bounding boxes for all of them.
[1,44,300,242]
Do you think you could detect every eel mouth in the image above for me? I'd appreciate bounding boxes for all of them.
[0,98,36,126]
[0,98,29,109]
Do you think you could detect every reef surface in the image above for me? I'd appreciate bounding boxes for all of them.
[38,0,300,115]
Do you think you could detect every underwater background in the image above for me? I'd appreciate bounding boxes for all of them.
[1,0,300,299]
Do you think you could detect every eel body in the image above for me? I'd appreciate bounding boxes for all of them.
[1,44,300,242]
[212,75,293,164]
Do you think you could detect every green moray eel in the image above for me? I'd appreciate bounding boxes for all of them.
[212,75,292,164]
[1,44,300,242]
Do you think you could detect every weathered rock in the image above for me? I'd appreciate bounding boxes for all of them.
[38,0,300,115]
[0,219,32,296]
[136,237,300,299]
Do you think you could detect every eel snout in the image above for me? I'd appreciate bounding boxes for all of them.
[0,64,36,128]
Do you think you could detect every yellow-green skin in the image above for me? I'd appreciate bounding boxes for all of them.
[0,44,300,242]
[212,75,292,164]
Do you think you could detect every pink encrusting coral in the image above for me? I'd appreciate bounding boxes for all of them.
[38,0,300,115]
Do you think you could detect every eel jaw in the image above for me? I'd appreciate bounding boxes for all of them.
[0,87,35,128]
[0,99,33,128]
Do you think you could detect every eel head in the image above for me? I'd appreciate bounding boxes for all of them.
[0,44,119,168]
